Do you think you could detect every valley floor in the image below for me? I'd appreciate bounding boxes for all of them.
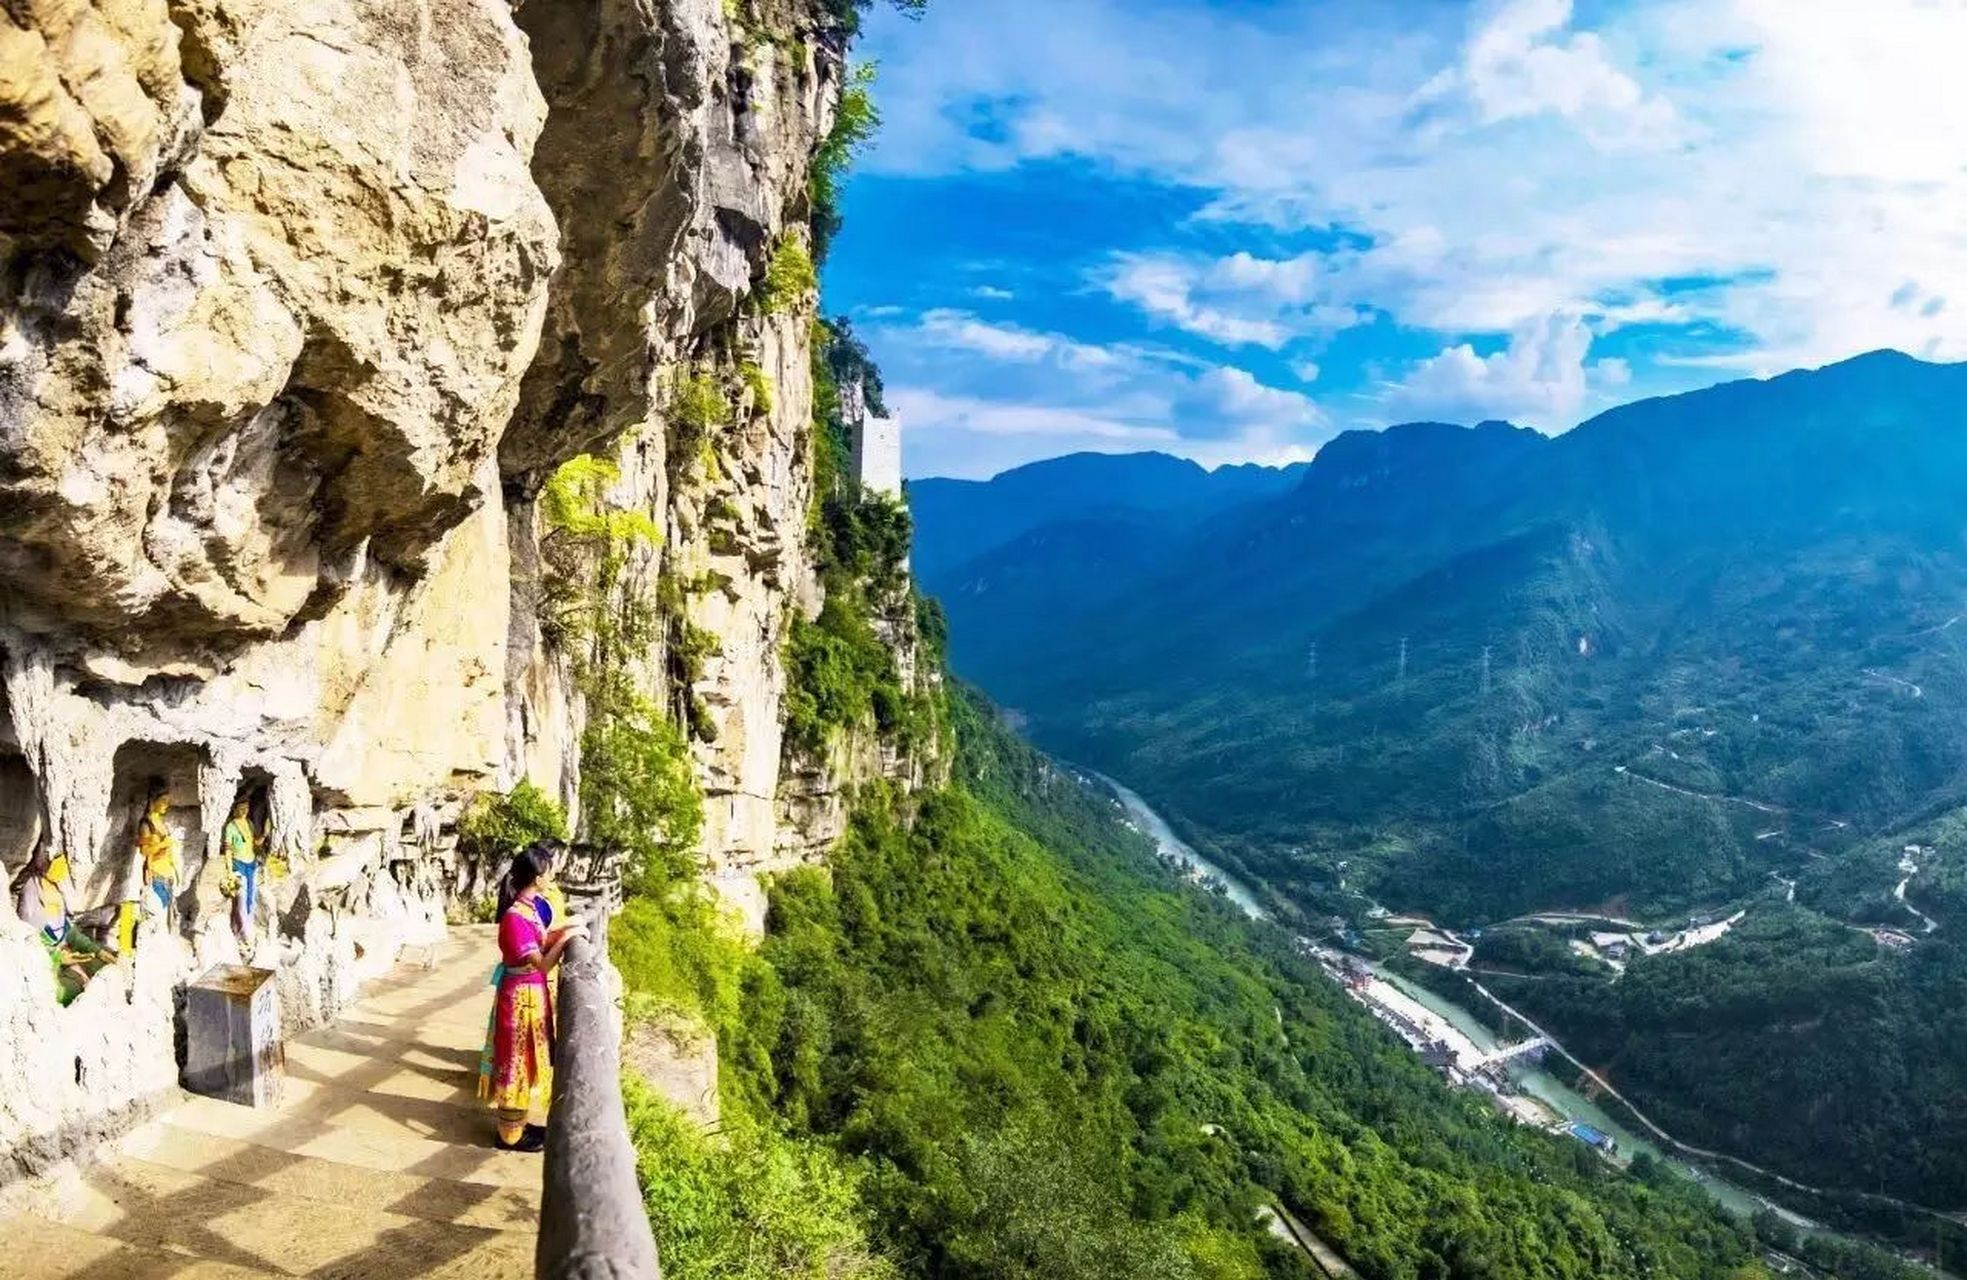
[1114,775,1963,1278]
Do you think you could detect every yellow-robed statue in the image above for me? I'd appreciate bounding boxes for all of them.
[119,787,180,953]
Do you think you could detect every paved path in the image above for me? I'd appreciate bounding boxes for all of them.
[3,926,542,1278]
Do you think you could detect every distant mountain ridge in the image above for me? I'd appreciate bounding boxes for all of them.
[913,349,1967,916]
[907,450,1307,582]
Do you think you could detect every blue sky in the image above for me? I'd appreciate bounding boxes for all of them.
[823,0,1967,480]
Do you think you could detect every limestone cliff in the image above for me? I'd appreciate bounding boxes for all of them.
[0,0,922,1176]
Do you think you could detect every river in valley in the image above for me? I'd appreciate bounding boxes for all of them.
[1102,774,1271,920]
[1102,775,1816,1233]
[1369,965,1778,1223]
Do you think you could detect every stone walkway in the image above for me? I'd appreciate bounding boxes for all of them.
[3,926,542,1278]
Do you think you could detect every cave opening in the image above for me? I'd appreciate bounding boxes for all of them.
[225,768,276,942]
[103,741,207,917]
[0,680,44,875]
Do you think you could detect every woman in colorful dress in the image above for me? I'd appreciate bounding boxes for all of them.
[479,851,584,1151]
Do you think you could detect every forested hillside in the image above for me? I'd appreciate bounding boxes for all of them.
[921,353,1967,922]
[910,351,1967,1215]
[623,686,1828,1279]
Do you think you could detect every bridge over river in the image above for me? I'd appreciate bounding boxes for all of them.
[0,909,659,1279]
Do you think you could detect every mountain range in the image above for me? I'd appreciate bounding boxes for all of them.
[910,351,1967,1208]
[914,350,1967,921]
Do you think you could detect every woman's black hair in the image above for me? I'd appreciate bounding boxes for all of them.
[12,842,51,896]
[496,851,541,919]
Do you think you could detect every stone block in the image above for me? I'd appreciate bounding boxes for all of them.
[184,965,283,1108]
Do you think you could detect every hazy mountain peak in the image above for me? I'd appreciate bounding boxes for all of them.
[1298,417,1545,498]
[908,449,1307,580]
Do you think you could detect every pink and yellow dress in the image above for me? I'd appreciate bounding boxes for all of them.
[478,898,554,1142]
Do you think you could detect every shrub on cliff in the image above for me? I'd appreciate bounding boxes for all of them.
[626,1076,895,1280]
[810,63,881,258]
[458,780,568,858]
[581,691,704,891]
[761,238,817,314]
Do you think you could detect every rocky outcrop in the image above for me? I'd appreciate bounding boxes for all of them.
[1,0,556,648]
[0,0,916,1179]
[501,0,838,479]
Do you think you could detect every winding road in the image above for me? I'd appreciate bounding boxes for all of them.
[1613,764,1786,815]
[1897,851,1941,934]
[1864,668,1925,699]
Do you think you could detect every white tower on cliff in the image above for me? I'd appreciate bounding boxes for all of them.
[843,375,902,498]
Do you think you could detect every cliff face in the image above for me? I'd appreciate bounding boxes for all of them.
[0,0,916,1174]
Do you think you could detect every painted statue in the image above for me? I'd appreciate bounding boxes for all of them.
[121,787,180,952]
[19,849,112,1004]
[224,799,259,939]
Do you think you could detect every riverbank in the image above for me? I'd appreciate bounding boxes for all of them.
[1102,774,1956,1276]
[1098,773,1270,920]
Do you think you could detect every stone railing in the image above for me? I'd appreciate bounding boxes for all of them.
[536,880,662,1280]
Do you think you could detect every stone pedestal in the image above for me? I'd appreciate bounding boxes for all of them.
[184,965,284,1107]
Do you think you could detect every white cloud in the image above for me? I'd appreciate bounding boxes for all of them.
[913,309,1121,370]
[1100,256,1290,349]
[1099,251,1365,350]
[1292,359,1322,383]
[876,309,1331,474]
[971,285,1016,301]
[1415,0,1678,148]
[1592,356,1632,388]
[1385,313,1593,427]
[861,0,1967,385]
[889,388,1180,480]
[891,388,1175,442]
[1175,367,1325,442]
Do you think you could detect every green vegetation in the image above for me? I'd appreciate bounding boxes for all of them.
[782,319,931,760]
[741,360,775,417]
[626,1077,894,1280]
[539,454,663,647]
[810,62,880,259]
[707,689,1778,1280]
[762,237,818,314]
[581,693,703,891]
[537,449,702,892]
[612,889,750,1031]
[819,0,926,38]
[1752,1210,1942,1280]
[1489,905,1967,1211]
[1469,925,1603,977]
[669,372,732,478]
[457,779,568,858]
[542,455,661,546]
[912,358,1967,1214]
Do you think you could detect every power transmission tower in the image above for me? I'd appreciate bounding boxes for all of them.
[1305,639,1320,721]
